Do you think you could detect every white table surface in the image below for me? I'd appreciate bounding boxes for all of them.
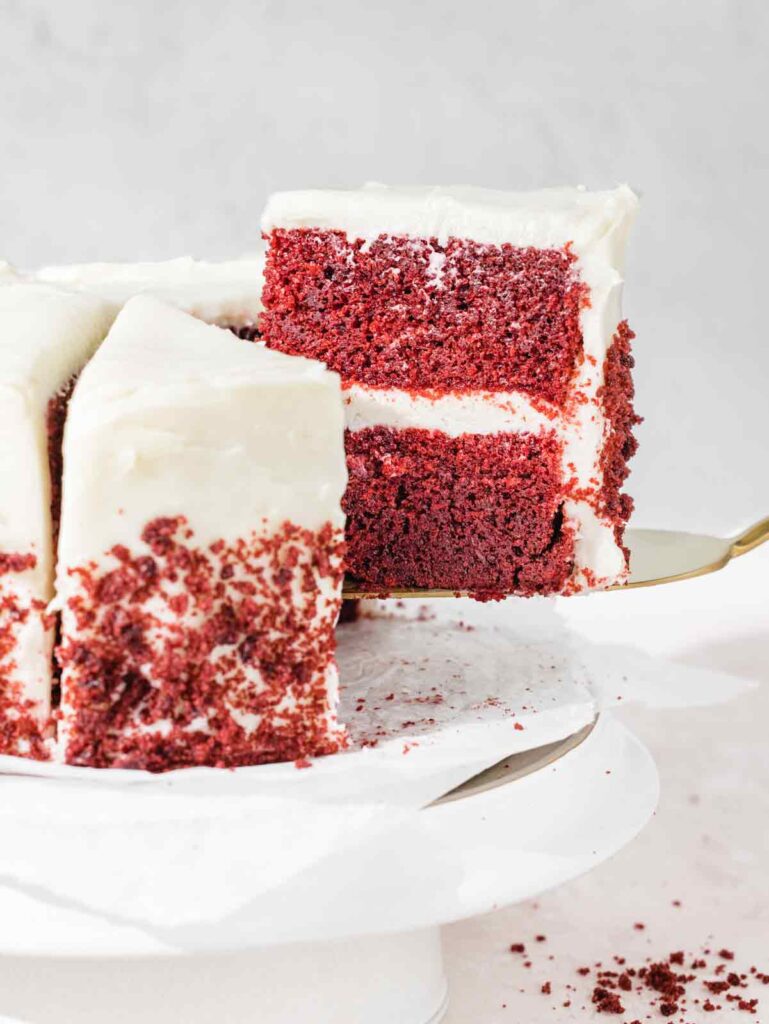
[444,541,769,1023]
[0,541,765,1024]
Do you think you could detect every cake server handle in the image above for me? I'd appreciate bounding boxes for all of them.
[729,516,769,558]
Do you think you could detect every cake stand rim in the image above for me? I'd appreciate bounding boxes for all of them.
[0,715,658,958]
[431,717,597,805]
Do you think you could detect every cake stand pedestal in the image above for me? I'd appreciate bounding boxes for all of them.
[218,928,449,1024]
[0,714,658,1024]
[0,930,447,1024]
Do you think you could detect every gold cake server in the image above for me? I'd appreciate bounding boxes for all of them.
[343,516,769,599]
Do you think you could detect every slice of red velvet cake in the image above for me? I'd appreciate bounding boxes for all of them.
[0,284,113,759]
[260,184,640,596]
[55,296,348,770]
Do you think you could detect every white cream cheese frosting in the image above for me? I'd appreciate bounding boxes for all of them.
[262,183,637,257]
[264,183,638,590]
[36,255,265,327]
[0,284,114,744]
[57,296,346,560]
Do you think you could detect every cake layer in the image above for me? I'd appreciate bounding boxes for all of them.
[0,284,114,757]
[261,185,636,406]
[261,184,639,593]
[36,255,264,330]
[261,230,586,404]
[55,297,347,770]
[344,426,574,596]
[342,377,631,585]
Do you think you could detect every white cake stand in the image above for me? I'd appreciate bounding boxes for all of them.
[0,713,657,1024]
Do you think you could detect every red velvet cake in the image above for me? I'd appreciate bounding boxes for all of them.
[0,284,113,759]
[55,296,347,770]
[35,256,264,336]
[261,185,640,596]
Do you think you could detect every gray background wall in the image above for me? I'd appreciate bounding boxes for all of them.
[2,0,767,534]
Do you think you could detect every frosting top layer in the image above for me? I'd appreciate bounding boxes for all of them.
[0,283,113,597]
[0,283,114,404]
[58,296,347,562]
[262,183,638,260]
[35,255,264,325]
[76,293,329,395]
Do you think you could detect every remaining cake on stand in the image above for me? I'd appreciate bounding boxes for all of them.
[0,284,113,758]
[36,255,264,338]
[55,296,348,770]
[260,184,640,597]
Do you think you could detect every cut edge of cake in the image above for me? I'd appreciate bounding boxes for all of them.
[0,283,115,758]
[260,183,640,596]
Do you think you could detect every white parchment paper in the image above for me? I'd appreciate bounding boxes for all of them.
[0,597,752,931]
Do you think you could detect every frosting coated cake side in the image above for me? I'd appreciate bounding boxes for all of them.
[0,285,113,757]
[55,297,348,770]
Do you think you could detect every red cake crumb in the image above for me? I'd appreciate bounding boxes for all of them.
[343,426,574,595]
[262,229,589,407]
[591,987,625,1014]
[598,320,641,554]
[0,553,51,759]
[518,928,765,1021]
[225,323,261,342]
[56,516,346,771]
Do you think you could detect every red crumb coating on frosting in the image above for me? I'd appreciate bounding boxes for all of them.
[0,553,51,759]
[261,229,589,406]
[598,321,641,555]
[343,427,574,596]
[56,516,346,771]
